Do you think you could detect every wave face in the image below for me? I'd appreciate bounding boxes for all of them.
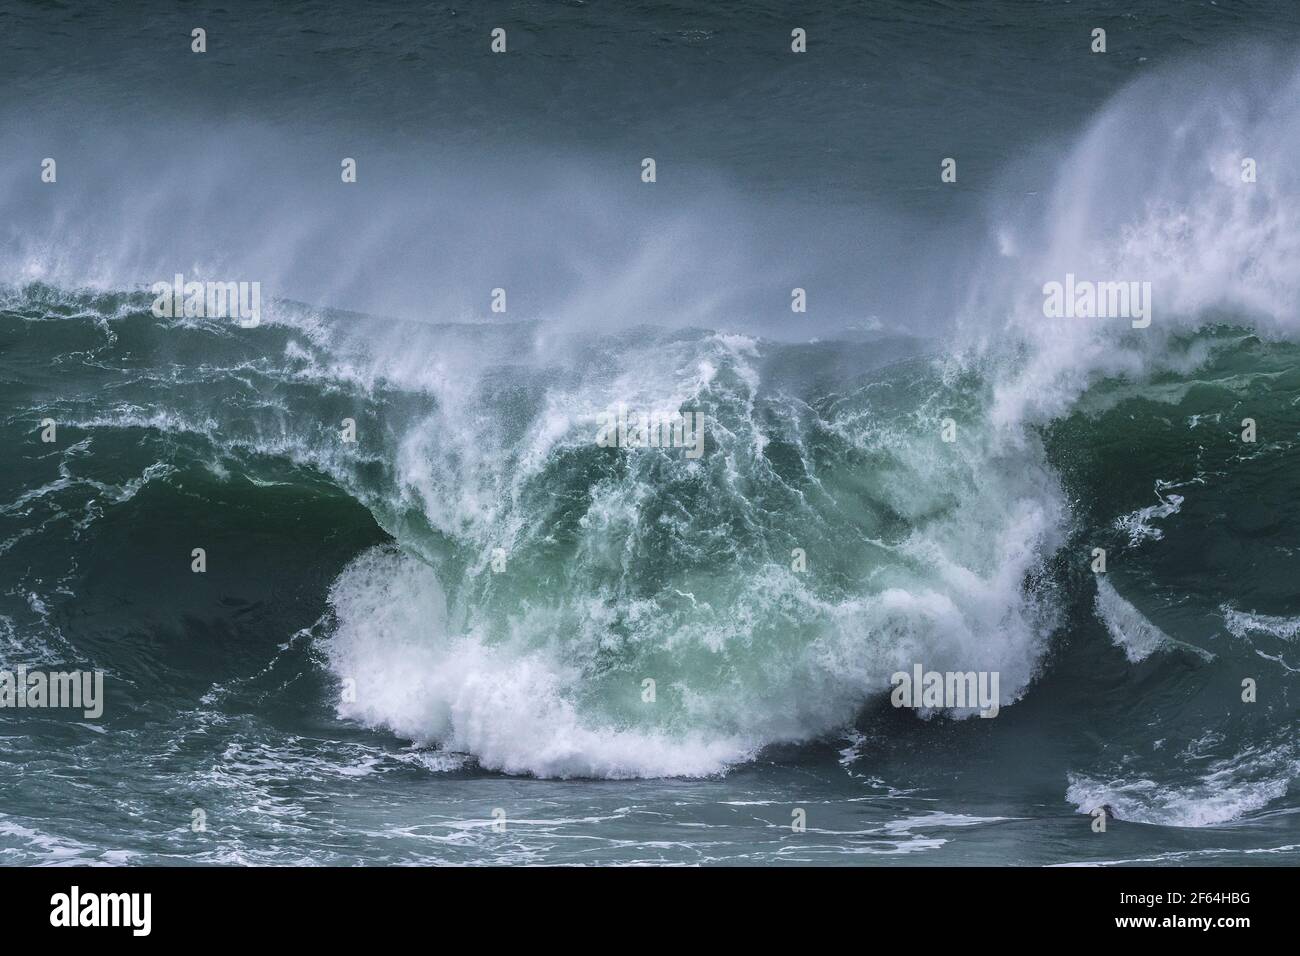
[2,2,1300,864]
[320,325,1069,778]
[2,285,1297,802]
[0,294,1068,778]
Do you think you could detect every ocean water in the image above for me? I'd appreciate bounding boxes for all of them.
[1,0,1298,866]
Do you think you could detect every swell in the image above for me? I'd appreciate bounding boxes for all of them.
[1,295,1069,776]
[2,289,1294,780]
[0,48,1298,817]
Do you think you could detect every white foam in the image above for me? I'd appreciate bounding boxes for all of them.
[1114,491,1183,547]
[325,547,758,779]
[1094,577,1171,663]
[960,49,1300,432]
[1066,742,1300,827]
[1222,605,1300,642]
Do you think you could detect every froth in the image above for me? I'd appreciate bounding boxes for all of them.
[325,547,758,778]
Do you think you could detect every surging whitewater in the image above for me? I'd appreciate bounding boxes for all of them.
[323,49,1300,780]
[322,324,1066,778]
